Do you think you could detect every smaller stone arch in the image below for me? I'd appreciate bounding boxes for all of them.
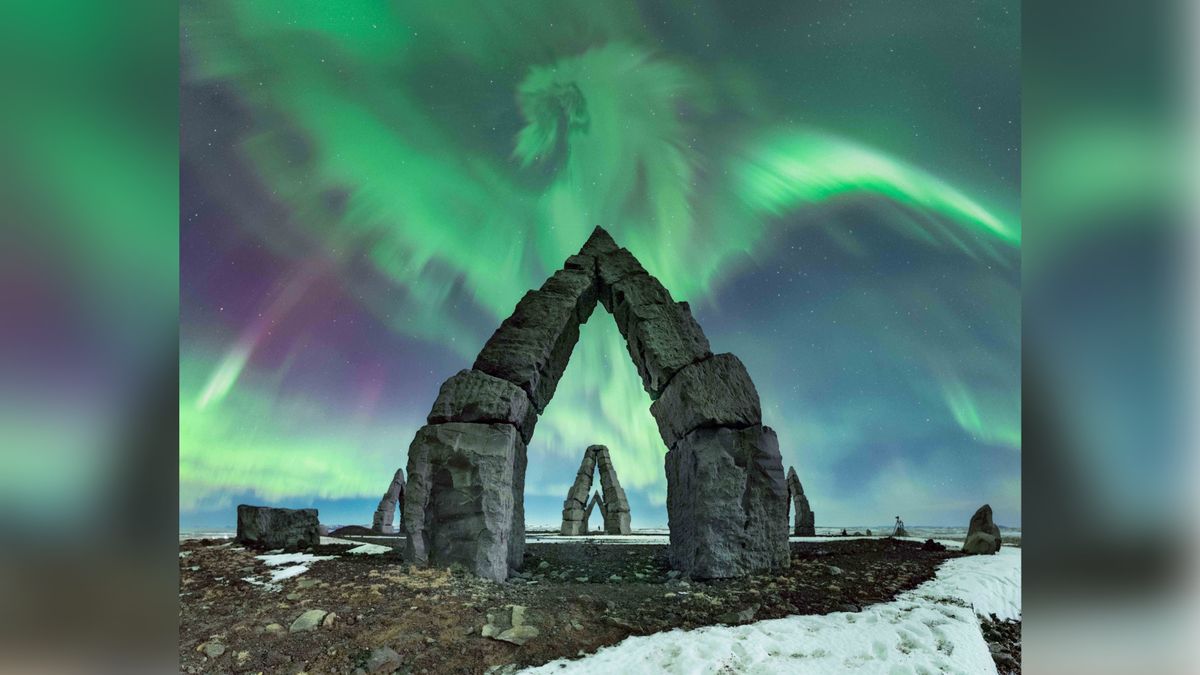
[560,445,632,535]
[372,468,406,534]
[786,466,815,536]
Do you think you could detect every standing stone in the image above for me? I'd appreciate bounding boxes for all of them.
[372,468,406,534]
[236,505,320,551]
[665,425,790,578]
[402,422,525,581]
[786,466,816,536]
[962,504,1003,554]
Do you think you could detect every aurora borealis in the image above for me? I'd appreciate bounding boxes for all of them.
[180,1,1020,529]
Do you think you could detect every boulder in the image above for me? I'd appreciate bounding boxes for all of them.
[289,609,328,633]
[427,369,538,443]
[650,354,762,447]
[481,605,539,646]
[371,468,406,534]
[236,505,319,551]
[365,646,403,673]
[962,504,1003,554]
[665,424,790,578]
[402,422,526,581]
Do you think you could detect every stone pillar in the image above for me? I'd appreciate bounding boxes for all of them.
[402,422,525,582]
[560,450,597,535]
[594,446,632,534]
[372,468,406,534]
[786,466,816,536]
[582,491,605,533]
[665,424,790,577]
[652,355,790,578]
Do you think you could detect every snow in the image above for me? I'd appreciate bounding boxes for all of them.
[520,549,1020,675]
[256,552,335,567]
[346,543,392,555]
[269,564,313,582]
[253,552,336,582]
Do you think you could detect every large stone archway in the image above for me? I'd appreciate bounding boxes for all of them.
[402,227,789,581]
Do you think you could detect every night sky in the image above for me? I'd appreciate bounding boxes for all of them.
[180,1,1020,530]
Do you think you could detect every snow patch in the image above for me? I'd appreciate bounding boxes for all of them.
[520,549,1020,674]
[256,552,335,567]
[346,543,392,555]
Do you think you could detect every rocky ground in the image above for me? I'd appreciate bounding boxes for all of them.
[981,614,1022,674]
[180,537,1013,674]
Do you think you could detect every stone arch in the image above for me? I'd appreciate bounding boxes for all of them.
[371,468,406,534]
[402,227,789,581]
[560,444,632,535]
[786,465,815,536]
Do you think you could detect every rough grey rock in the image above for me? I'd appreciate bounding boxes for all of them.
[596,248,649,307]
[665,424,790,578]
[371,468,406,534]
[578,226,619,257]
[427,369,538,443]
[594,447,631,534]
[365,646,403,673]
[560,445,632,535]
[607,272,673,333]
[236,505,319,551]
[201,642,226,659]
[620,301,712,397]
[473,266,597,411]
[400,226,784,582]
[289,609,328,633]
[403,422,525,581]
[650,354,762,447]
[962,504,1003,554]
[581,491,605,533]
[786,466,816,536]
[717,604,760,625]
[481,605,539,645]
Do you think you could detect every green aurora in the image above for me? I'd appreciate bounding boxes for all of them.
[180,0,1020,528]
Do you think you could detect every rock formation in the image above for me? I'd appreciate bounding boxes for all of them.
[560,445,631,535]
[402,227,789,580]
[962,504,1003,554]
[236,505,319,551]
[786,466,816,536]
[371,468,406,534]
[583,491,606,532]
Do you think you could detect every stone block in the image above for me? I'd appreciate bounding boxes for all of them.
[650,354,762,447]
[665,425,789,578]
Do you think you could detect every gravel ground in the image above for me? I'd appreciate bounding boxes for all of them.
[179,537,973,674]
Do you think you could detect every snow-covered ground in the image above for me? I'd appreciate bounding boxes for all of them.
[520,547,1020,674]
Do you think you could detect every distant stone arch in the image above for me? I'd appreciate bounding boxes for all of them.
[561,445,632,535]
[786,466,815,536]
[401,227,789,581]
[372,468,406,534]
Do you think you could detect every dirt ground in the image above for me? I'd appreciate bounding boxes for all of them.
[179,536,1007,674]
